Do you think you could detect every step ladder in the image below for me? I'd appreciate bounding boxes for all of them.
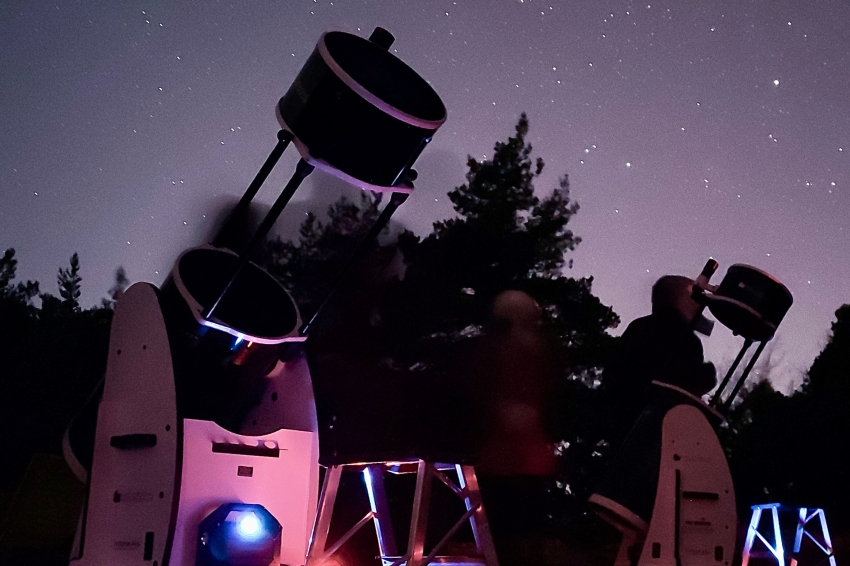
[742,504,786,566]
[790,508,837,566]
[742,504,837,566]
[306,459,499,566]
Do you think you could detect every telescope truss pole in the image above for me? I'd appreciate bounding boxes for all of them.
[204,157,315,321]
[720,340,768,413]
[213,129,295,249]
[299,191,409,336]
[710,338,753,407]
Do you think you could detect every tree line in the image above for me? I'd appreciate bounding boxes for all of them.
[1,114,849,540]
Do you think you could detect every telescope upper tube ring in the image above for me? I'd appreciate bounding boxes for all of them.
[316,31,446,130]
[277,30,447,188]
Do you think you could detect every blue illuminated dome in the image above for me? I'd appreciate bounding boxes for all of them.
[197,503,282,566]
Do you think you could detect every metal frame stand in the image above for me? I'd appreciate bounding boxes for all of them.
[742,504,786,566]
[306,460,499,566]
[742,505,837,566]
[789,508,837,566]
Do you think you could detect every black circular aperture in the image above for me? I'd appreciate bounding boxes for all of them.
[178,248,297,340]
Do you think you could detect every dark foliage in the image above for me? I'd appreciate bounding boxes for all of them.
[379,115,618,377]
[724,304,850,529]
[0,249,114,490]
[260,191,383,323]
[57,252,82,313]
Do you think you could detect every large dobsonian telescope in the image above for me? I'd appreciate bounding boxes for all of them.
[63,27,446,566]
[590,259,792,566]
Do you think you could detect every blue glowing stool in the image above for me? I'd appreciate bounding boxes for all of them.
[789,508,837,566]
[742,504,786,566]
[742,504,837,566]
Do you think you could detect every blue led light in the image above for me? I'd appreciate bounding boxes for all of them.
[236,512,261,539]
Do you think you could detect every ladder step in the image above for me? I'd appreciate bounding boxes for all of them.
[381,557,487,566]
[385,462,459,474]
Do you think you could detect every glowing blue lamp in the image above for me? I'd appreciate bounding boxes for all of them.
[196,503,282,566]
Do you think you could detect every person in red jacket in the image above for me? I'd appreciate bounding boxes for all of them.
[472,290,558,566]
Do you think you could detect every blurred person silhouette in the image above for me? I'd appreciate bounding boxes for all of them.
[472,290,558,566]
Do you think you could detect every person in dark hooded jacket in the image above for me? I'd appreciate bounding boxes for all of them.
[603,274,716,446]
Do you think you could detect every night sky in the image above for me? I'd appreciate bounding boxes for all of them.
[2,1,849,392]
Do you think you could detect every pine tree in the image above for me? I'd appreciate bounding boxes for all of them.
[0,248,40,306]
[802,304,850,397]
[0,248,15,289]
[793,304,850,526]
[261,191,383,320]
[57,252,82,313]
[390,113,616,373]
[1,248,40,357]
[377,115,620,508]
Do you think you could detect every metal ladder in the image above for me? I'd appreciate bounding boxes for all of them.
[742,504,837,566]
[306,459,499,566]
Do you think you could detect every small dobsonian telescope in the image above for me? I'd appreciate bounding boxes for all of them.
[64,27,446,566]
[698,260,794,411]
[590,259,792,566]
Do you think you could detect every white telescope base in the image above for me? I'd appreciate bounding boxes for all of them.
[169,419,317,566]
[638,404,736,566]
[590,390,737,566]
[69,282,320,566]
